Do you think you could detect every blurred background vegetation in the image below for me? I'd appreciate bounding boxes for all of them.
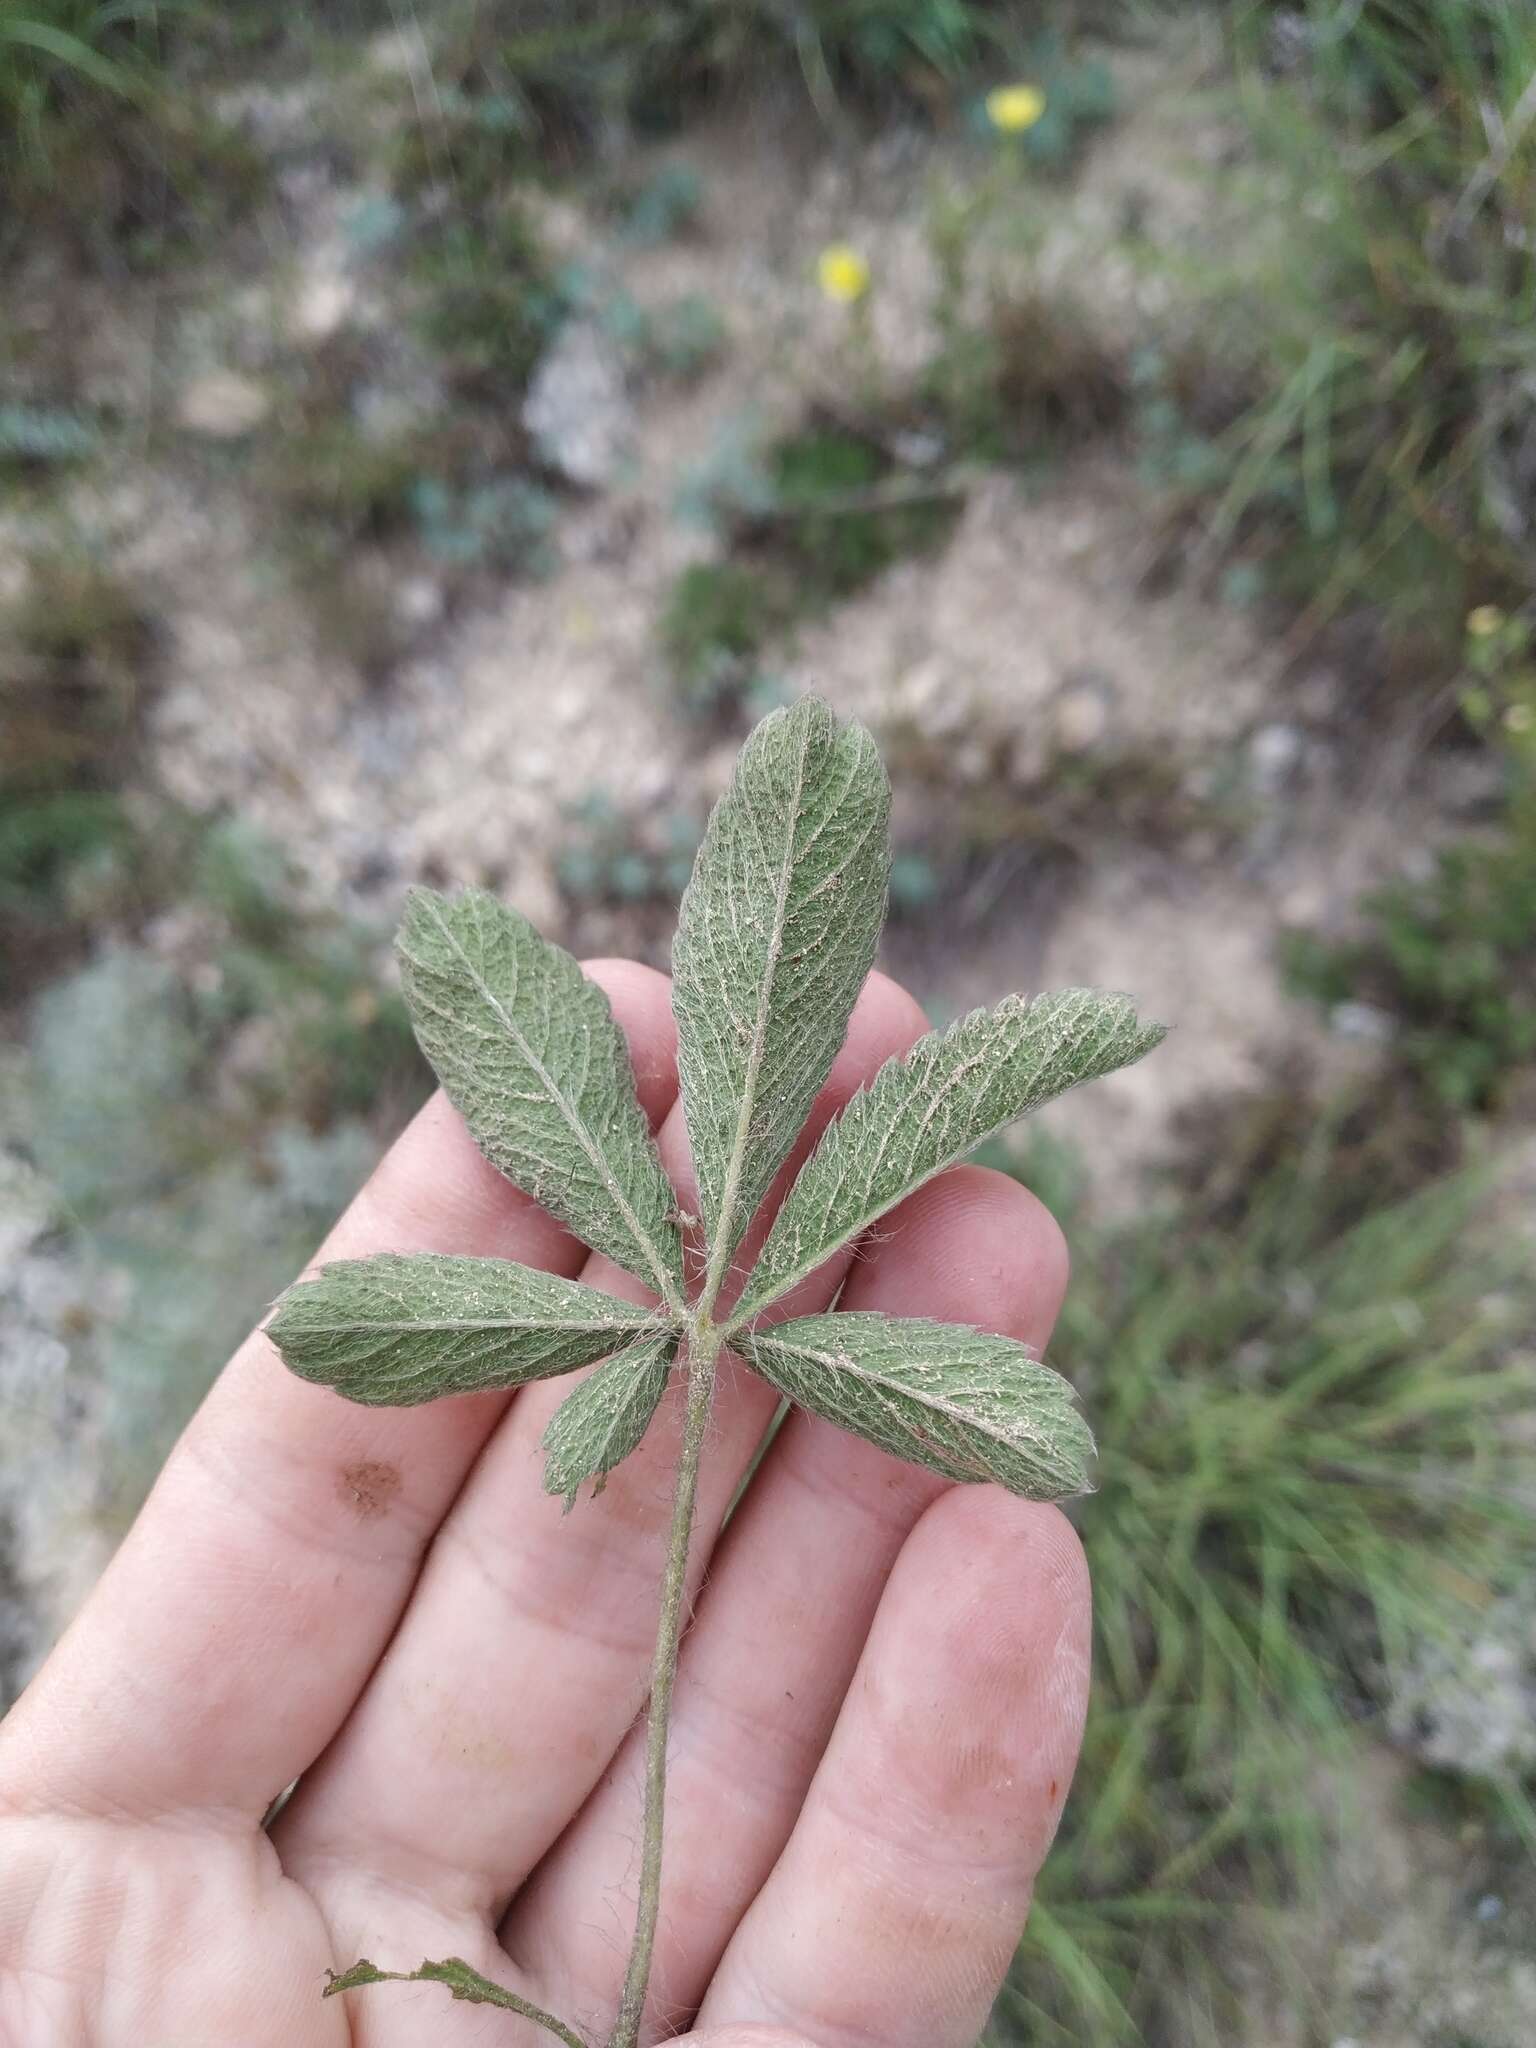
[2,1,1534,2042]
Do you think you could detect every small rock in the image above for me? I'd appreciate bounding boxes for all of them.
[1330,1000,1395,1045]
[367,24,431,77]
[176,371,271,439]
[1389,1588,1536,1781]
[890,428,944,470]
[1007,730,1049,785]
[395,576,445,627]
[1248,720,1305,794]
[292,267,357,343]
[898,658,970,739]
[1279,884,1326,924]
[1054,671,1115,752]
[213,80,326,156]
[522,322,631,488]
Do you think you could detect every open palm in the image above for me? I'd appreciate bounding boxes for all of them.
[0,962,1089,2048]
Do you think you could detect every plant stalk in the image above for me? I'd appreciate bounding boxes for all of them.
[607,1327,721,2048]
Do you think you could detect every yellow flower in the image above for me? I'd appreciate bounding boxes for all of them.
[986,82,1046,134]
[1466,603,1505,638]
[817,244,870,305]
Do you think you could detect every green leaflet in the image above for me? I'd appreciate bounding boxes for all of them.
[324,1958,586,2048]
[397,886,686,1310]
[671,697,890,1296]
[736,1311,1094,1500]
[542,1330,677,1507]
[267,1253,661,1406]
[733,990,1165,1323]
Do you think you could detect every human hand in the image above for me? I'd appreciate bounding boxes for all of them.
[0,963,1089,2048]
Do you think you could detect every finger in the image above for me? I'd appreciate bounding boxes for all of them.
[508,1166,1068,2038]
[0,962,677,1828]
[274,973,930,1930]
[695,1487,1091,2048]
[673,2033,815,2048]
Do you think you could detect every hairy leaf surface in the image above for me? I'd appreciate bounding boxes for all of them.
[542,1331,676,1506]
[268,1253,664,1406]
[735,990,1164,1321]
[671,697,890,1290]
[397,886,685,1307]
[736,1311,1093,1500]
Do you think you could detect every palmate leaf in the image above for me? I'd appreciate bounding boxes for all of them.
[541,1330,677,1507]
[733,990,1165,1324]
[671,696,890,1288]
[736,1311,1094,1500]
[268,1254,662,1405]
[268,703,1164,1514]
[397,886,686,1310]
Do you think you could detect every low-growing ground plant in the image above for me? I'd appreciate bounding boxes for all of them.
[0,547,159,991]
[1286,608,1536,1116]
[555,788,700,909]
[1,548,156,778]
[266,695,1164,2046]
[661,558,790,720]
[0,0,154,167]
[663,420,963,718]
[0,0,264,265]
[986,1110,1536,2043]
[407,201,567,401]
[607,159,704,244]
[415,0,1032,153]
[0,399,101,472]
[259,390,558,674]
[633,290,728,384]
[1189,0,1536,653]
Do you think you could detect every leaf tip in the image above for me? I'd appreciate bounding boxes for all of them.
[263,1280,310,1366]
[1050,1394,1098,1497]
[395,877,446,928]
[324,1959,387,1998]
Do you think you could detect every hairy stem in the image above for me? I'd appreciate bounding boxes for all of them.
[608,1329,721,2048]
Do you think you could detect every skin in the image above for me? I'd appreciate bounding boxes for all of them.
[0,963,1090,2048]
